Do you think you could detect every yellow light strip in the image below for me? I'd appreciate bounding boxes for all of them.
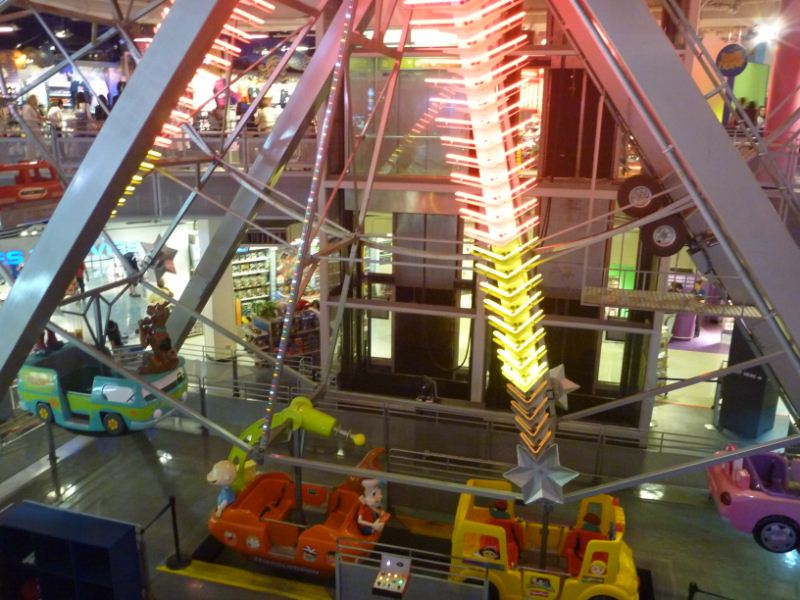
[479,273,542,299]
[483,291,542,319]
[475,254,542,281]
[488,309,544,337]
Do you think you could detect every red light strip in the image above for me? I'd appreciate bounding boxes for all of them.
[408,0,553,455]
[115,0,274,217]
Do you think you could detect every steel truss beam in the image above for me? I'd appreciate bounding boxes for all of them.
[138,23,316,273]
[317,10,411,392]
[0,0,240,391]
[167,0,375,345]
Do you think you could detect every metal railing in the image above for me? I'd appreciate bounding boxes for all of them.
[189,369,725,461]
[0,334,729,493]
[577,264,761,319]
[335,537,489,597]
[0,130,319,174]
[660,0,800,234]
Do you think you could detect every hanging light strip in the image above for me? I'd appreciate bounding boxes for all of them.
[262,0,357,449]
[114,0,274,215]
[407,0,553,457]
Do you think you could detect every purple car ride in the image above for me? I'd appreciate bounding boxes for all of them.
[707,448,800,553]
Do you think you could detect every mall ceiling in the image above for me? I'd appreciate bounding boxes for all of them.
[0,0,316,62]
[0,0,310,27]
[0,0,784,57]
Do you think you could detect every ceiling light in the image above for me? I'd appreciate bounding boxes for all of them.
[55,29,70,39]
[753,19,782,45]
[249,33,270,39]
[0,25,18,34]
[297,45,309,52]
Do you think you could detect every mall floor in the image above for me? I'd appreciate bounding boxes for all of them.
[7,305,799,599]
[2,413,799,600]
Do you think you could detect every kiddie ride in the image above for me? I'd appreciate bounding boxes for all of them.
[0,161,63,207]
[207,396,390,576]
[707,447,800,553]
[16,342,187,435]
[16,303,187,435]
[451,480,639,600]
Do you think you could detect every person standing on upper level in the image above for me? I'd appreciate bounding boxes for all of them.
[20,96,44,159]
[46,99,64,135]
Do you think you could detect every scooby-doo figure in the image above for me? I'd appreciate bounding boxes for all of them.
[138,302,179,374]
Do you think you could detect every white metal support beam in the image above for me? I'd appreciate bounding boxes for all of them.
[551,0,800,408]
[0,0,239,390]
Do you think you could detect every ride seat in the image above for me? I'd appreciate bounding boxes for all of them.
[323,488,359,530]
[258,483,294,521]
[483,518,524,567]
[562,528,605,576]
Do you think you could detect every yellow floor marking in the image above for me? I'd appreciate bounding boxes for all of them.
[158,560,332,599]
[394,514,454,540]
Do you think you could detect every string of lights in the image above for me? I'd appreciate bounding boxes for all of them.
[112,0,274,219]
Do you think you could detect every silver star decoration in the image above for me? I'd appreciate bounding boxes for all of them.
[504,443,578,504]
[549,363,579,411]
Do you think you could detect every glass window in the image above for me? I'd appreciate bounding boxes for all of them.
[0,170,18,187]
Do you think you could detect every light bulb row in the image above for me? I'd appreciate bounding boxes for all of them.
[112,0,274,218]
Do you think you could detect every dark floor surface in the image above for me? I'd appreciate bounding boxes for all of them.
[1,425,799,599]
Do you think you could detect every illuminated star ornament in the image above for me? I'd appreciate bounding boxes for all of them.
[504,444,578,504]
[549,364,579,411]
[407,0,577,502]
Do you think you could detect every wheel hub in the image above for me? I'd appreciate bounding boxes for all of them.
[652,224,677,247]
[629,185,652,208]
[761,523,797,552]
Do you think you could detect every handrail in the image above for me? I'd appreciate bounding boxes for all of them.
[659,0,800,230]
[193,369,724,458]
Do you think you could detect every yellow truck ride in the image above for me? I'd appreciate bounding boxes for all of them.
[451,479,639,600]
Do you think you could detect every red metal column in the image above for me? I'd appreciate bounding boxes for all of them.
[765,0,800,160]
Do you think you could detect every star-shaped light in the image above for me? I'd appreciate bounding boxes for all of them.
[504,443,578,504]
[549,363,579,411]
[141,239,178,274]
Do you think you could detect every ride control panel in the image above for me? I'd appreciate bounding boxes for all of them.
[372,552,411,598]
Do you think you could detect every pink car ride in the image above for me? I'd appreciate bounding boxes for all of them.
[707,448,800,553]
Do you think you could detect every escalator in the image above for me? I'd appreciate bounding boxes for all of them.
[547,0,800,411]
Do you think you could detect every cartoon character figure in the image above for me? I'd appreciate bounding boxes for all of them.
[207,460,237,518]
[138,302,179,374]
[532,577,552,589]
[589,560,606,577]
[357,479,386,535]
[302,545,318,562]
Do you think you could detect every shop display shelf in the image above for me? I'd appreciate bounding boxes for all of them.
[240,294,271,302]
[232,268,268,276]
[232,257,267,265]
[234,284,267,291]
